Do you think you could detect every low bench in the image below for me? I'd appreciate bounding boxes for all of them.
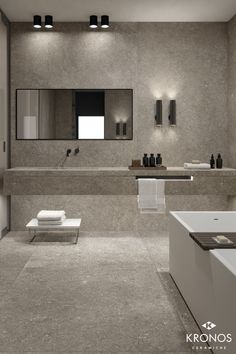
[26,218,81,244]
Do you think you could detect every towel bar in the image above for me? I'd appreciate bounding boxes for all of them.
[135,175,193,180]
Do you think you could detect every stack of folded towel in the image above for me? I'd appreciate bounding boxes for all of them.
[37,210,66,225]
[184,162,210,169]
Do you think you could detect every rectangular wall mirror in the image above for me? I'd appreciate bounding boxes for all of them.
[16,89,133,140]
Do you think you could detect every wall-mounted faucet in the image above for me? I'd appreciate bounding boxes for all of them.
[57,148,73,168]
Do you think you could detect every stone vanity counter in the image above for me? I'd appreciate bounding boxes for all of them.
[3,167,236,195]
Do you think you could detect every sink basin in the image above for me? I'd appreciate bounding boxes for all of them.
[10,166,129,171]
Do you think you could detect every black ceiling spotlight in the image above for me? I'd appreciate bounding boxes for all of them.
[33,15,42,29]
[45,15,53,28]
[101,15,109,28]
[169,100,176,126]
[89,15,98,28]
[155,100,162,126]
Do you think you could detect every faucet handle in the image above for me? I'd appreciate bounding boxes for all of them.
[74,147,80,155]
[66,149,72,157]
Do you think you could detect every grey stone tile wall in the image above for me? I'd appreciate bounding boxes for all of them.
[11,194,228,231]
[9,21,232,230]
[228,15,236,168]
[11,22,228,167]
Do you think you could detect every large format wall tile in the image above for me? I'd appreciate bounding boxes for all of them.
[11,22,228,167]
[228,16,236,168]
[11,195,228,231]
[10,22,230,231]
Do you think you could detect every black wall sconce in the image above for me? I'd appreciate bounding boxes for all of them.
[169,100,176,126]
[123,122,127,136]
[155,100,162,126]
[116,122,121,136]
[116,122,127,137]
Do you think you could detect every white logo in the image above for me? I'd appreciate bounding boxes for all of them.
[186,321,232,351]
[202,322,216,331]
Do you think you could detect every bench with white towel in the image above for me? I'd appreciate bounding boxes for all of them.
[26,210,81,244]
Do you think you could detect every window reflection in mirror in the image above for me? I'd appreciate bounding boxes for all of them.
[16,89,133,140]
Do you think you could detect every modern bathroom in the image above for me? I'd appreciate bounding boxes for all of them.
[0,0,236,353]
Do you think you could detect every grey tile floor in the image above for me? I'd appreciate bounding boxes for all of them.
[0,231,208,353]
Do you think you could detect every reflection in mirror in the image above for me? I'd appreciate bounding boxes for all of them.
[16,89,133,140]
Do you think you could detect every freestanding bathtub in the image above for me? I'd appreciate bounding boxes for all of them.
[169,211,236,354]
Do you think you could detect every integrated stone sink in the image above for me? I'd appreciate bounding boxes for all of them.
[8,166,129,171]
[56,166,129,171]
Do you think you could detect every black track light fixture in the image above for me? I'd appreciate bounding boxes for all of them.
[101,15,109,28]
[89,15,98,28]
[33,15,42,29]
[45,15,53,28]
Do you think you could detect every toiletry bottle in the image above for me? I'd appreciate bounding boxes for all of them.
[210,154,215,169]
[143,153,149,167]
[149,153,156,167]
[216,153,223,169]
[156,153,162,166]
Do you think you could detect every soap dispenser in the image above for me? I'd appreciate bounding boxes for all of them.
[216,153,223,169]
[156,153,162,166]
[149,154,156,167]
[143,153,149,167]
[210,154,215,169]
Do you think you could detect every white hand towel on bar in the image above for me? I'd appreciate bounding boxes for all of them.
[37,210,66,221]
[138,179,165,214]
[184,163,210,169]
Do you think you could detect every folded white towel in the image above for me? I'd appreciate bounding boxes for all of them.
[38,216,66,225]
[138,179,165,214]
[37,210,66,221]
[184,163,210,169]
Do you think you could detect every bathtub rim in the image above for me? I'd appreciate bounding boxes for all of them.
[170,211,236,233]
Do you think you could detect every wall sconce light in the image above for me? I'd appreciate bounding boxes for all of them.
[169,100,176,126]
[155,100,162,126]
[101,15,109,28]
[122,122,127,136]
[89,15,98,28]
[116,122,121,136]
[33,15,42,28]
[45,15,53,28]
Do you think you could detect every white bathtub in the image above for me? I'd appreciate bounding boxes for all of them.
[171,211,236,233]
[170,211,236,354]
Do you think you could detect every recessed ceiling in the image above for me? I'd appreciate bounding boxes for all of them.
[0,0,236,22]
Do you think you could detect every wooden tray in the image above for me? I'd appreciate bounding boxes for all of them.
[189,232,236,250]
[128,166,167,170]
